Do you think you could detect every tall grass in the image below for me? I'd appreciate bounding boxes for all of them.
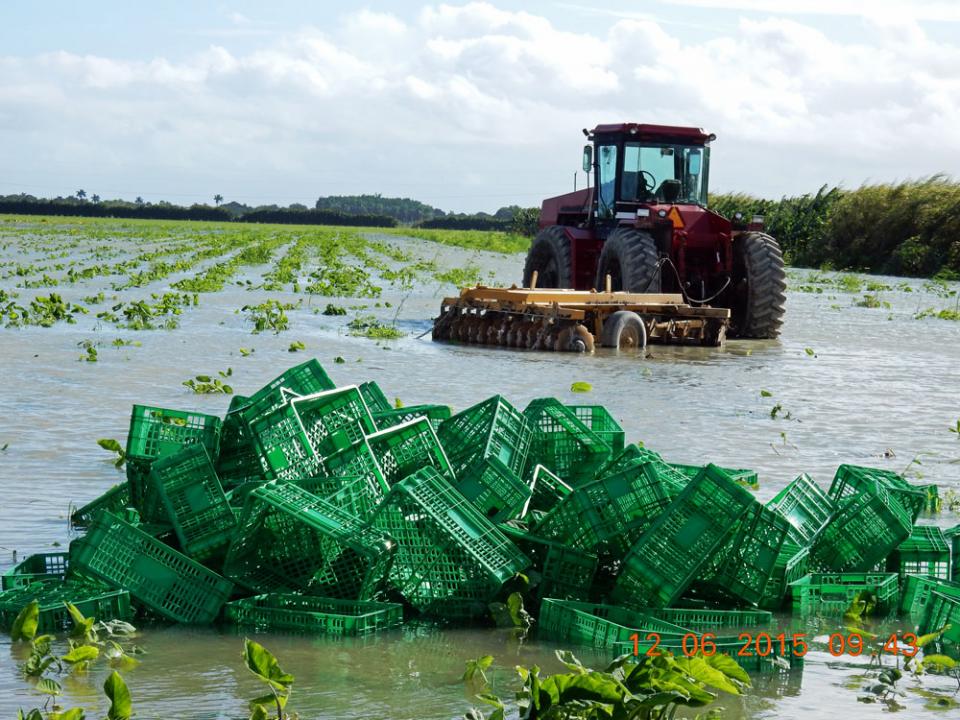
[711,176,960,278]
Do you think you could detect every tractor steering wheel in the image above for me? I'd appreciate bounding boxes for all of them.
[640,170,657,197]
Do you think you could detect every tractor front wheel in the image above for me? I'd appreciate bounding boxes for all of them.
[729,232,786,338]
[595,228,660,293]
[522,226,572,288]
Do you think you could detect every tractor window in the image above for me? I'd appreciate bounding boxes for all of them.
[623,143,710,206]
[597,144,617,218]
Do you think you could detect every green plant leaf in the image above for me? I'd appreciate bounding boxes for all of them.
[570,381,592,393]
[62,644,100,664]
[97,438,123,453]
[674,656,741,695]
[250,692,288,710]
[56,709,86,720]
[35,677,61,696]
[759,389,772,397]
[104,670,132,720]
[11,600,39,641]
[66,602,95,640]
[916,625,950,647]
[923,654,957,670]
[249,705,269,720]
[243,638,295,691]
[705,653,751,687]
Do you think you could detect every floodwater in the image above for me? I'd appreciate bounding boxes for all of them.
[1,220,959,718]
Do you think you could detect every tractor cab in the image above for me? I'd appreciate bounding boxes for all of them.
[583,123,714,221]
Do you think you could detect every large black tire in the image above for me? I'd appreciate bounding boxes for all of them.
[729,232,786,339]
[595,228,660,293]
[522,226,572,288]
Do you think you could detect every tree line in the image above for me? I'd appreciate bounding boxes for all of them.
[710,176,960,278]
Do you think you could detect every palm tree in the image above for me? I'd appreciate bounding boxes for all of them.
[214,194,223,206]
[91,194,101,204]
[76,189,86,201]
[135,196,144,206]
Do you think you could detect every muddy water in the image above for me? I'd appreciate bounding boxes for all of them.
[1,223,959,718]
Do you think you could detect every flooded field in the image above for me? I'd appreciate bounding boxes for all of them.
[1,216,959,718]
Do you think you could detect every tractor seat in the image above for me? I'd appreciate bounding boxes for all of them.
[657,179,682,203]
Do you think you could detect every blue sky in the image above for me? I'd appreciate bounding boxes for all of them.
[2,1,959,212]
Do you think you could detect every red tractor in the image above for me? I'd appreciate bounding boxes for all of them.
[523,123,786,338]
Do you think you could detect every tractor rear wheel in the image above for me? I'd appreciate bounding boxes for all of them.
[522,226,572,288]
[729,232,786,338]
[595,228,660,293]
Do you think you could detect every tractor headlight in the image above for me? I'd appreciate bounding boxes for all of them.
[657,209,668,218]
[734,212,743,220]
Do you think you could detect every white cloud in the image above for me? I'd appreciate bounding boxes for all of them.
[0,1,958,210]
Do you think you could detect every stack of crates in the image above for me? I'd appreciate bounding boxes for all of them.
[612,465,754,609]
[900,575,960,619]
[828,464,926,523]
[523,398,612,485]
[224,483,394,600]
[371,467,530,618]
[365,418,454,487]
[0,579,132,633]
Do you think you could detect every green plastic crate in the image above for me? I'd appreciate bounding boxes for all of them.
[237,359,336,425]
[313,438,390,519]
[901,575,960,619]
[759,544,811,611]
[521,464,573,517]
[888,525,951,581]
[812,478,912,572]
[70,482,131,529]
[499,523,597,603]
[0,580,131,633]
[768,473,835,545]
[567,406,625,454]
[921,591,960,645]
[250,386,376,482]
[365,417,454,487]
[668,463,759,490]
[947,525,960,581]
[641,607,773,632]
[1,553,70,591]
[373,404,452,432]
[702,502,793,606]
[358,380,392,414]
[829,464,926,523]
[611,465,754,609]
[224,483,394,599]
[523,398,611,485]
[788,572,899,616]
[125,404,223,464]
[371,467,530,618]
[437,395,531,478]
[601,446,688,496]
[534,459,673,555]
[69,511,232,624]
[148,444,237,561]
[453,455,531,523]
[223,594,402,635]
[538,599,690,650]
[216,393,267,490]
